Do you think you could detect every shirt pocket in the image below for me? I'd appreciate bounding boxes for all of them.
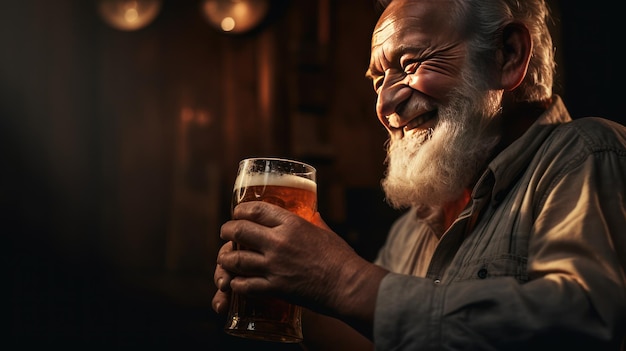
[453,254,529,283]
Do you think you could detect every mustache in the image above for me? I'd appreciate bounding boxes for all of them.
[395,98,437,118]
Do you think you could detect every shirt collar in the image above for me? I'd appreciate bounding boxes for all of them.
[477,95,572,205]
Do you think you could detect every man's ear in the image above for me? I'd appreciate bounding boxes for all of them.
[499,22,532,91]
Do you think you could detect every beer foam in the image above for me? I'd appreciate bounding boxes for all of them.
[234,172,317,192]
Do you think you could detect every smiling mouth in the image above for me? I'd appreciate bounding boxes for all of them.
[403,110,437,133]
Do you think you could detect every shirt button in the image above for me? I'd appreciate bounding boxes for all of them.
[477,268,488,279]
[434,279,441,284]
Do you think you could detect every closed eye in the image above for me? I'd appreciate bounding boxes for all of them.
[403,61,421,74]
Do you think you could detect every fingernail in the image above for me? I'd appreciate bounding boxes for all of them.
[217,277,223,290]
[214,301,221,312]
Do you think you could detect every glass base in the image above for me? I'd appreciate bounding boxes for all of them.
[225,316,303,343]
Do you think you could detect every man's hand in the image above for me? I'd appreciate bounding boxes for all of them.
[213,201,388,338]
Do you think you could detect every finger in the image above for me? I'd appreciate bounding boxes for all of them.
[218,247,268,277]
[230,276,273,296]
[214,263,232,292]
[224,201,308,250]
[214,242,234,292]
[232,201,293,227]
[212,289,230,314]
[220,216,276,251]
[218,240,234,255]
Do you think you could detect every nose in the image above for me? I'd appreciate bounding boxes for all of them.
[376,69,413,124]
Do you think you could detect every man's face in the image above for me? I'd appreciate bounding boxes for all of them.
[367,0,467,141]
[367,0,502,208]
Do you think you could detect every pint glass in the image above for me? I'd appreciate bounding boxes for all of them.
[224,157,317,343]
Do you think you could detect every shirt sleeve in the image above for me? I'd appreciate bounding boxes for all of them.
[373,123,626,350]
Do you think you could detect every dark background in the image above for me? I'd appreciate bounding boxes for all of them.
[2,0,621,350]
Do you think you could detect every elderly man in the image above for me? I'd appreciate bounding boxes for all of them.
[213,0,626,349]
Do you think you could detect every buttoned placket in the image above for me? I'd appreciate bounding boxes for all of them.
[425,170,496,284]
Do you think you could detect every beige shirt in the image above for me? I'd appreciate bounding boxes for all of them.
[374,96,626,350]
[374,205,441,277]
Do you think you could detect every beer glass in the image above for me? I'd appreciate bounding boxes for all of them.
[224,157,317,343]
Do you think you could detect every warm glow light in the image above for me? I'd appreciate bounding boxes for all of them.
[221,17,236,32]
[98,0,162,31]
[124,8,139,23]
[181,108,195,123]
[201,0,269,34]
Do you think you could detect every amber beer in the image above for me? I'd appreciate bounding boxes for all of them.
[224,158,317,343]
[232,175,317,221]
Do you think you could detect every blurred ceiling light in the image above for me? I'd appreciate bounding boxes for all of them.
[201,0,270,34]
[97,0,162,31]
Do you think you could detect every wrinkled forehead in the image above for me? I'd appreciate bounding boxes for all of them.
[372,0,458,47]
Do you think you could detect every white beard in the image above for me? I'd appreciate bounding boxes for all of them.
[381,79,502,209]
